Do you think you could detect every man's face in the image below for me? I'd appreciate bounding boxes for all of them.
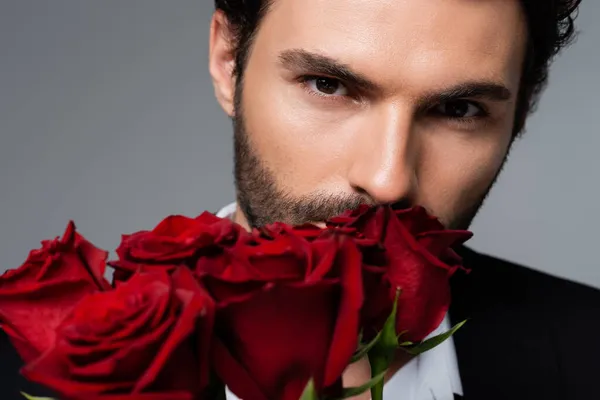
[209,0,527,229]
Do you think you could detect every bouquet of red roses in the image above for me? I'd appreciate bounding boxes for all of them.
[0,205,471,400]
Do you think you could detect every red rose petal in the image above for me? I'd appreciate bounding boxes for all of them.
[323,237,363,386]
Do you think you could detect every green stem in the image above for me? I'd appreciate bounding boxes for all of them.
[368,354,387,400]
[214,386,227,400]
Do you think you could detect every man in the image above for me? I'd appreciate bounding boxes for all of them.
[1,1,598,399]
[207,0,600,399]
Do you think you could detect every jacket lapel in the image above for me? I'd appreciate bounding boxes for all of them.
[449,247,561,400]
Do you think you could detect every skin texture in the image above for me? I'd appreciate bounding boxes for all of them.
[209,0,528,394]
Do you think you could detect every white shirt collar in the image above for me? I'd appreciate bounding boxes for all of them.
[386,314,463,400]
[215,202,238,219]
[217,202,462,400]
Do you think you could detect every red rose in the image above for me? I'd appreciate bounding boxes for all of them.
[197,228,364,400]
[258,222,326,242]
[328,205,472,342]
[0,221,110,362]
[110,212,244,282]
[22,268,214,400]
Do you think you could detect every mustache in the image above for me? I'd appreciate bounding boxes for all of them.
[281,193,413,225]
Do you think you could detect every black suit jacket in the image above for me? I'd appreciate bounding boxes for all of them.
[2,247,600,400]
[450,247,600,400]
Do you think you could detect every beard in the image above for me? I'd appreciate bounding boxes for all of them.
[232,86,504,230]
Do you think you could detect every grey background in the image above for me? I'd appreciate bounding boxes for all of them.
[0,1,598,287]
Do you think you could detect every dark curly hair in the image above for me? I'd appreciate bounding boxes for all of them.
[215,0,582,136]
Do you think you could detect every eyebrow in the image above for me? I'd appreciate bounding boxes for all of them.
[418,82,513,109]
[278,48,513,104]
[279,49,378,92]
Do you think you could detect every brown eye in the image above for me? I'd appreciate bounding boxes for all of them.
[435,100,483,118]
[315,77,340,94]
[306,77,348,96]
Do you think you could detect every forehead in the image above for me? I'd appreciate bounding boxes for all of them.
[253,0,528,91]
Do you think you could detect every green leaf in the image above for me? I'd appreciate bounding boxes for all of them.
[402,320,467,356]
[351,329,382,363]
[21,393,56,400]
[339,370,387,399]
[300,379,319,400]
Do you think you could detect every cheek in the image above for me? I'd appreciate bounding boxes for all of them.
[419,132,510,218]
[242,73,361,195]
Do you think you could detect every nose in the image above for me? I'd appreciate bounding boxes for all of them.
[347,104,418,205]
